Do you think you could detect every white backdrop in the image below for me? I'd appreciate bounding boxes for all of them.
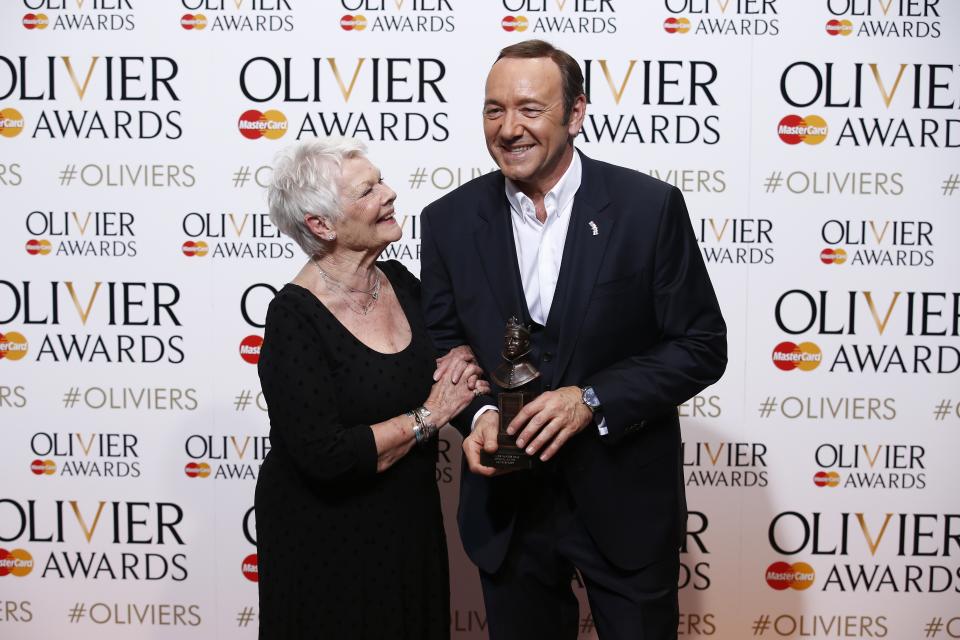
[1,1,958,638]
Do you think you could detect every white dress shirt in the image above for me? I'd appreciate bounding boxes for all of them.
[472,151,607,436]
[505,151,582,326]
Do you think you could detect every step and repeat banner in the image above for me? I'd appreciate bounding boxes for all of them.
[1,1,958,639]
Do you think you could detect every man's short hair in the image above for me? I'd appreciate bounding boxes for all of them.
[495,39,585,124]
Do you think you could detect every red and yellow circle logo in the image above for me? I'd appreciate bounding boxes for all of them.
[663,17,691,34]
[241,553,259,582]
[184,461,211,478]
[771,341,821,371]
[180,14,208,30]
[0,332,28,361]
[501,15,529,32]
[813,471,840,487]
[238,110,287,140]
[30,459,56,476]
[0,108,25,138]
[766,561,815,590]
[819,248,847,264]
[825,19,853,36]
[182,240,209,257]
[239,335,263,364]
[778,115,828,145]
[22,13,49,30]
[340,14,367,31]
[0,549,34,577]
[25,239,52,256]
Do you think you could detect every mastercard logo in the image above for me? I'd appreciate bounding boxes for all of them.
[184,461,211,478]
[825,19,853,36]
[180,13,208,30]
[0,332,29,361]
[663,17,691,34]
[778,115,828,145]
[238,109,287,140]
[0,108,26,138]
[813,470,840,487]
[22,13,49,30]
[25,239,52,256]
[766,561,815,591]
[239,335,263,364]
[0,549,34,577]
[182,240,209,257]
[501,15,529,32]
[30,459,56,476]
[820,248,847,265]
[241,553,259,582]
[771,341,821,372]
[340,14,367,31]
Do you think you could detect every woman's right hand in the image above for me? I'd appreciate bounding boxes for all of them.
[423,362,490,426]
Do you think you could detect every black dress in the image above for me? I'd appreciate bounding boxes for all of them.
[255,260,448,639]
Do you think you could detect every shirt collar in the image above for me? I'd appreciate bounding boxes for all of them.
[505,149,582,223]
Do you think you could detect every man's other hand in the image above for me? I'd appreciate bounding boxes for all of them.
[463,411,503,477]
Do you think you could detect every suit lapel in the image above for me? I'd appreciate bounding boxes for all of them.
[473,175,529,326]
[546,152,613,385]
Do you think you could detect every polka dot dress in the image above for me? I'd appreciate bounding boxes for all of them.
[255,260,449,639]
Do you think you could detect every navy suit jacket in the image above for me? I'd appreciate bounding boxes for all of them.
[420,150,727,573]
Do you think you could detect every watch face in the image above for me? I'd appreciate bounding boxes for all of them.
[583,387,600,409]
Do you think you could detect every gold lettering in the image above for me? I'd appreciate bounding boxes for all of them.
[704,443,724,466]
[76,433,96,457]
[863,291,901,335]
[869,63,908,109]
[71,211,92,236]
[69,501,106,544]
[326,58,366,102]
[856,512,893,556]
[228,213,249,237]
[867,220,890,244]
[597,60,636,105]
[64,281,102,325]
[61,57,99,101]
[709,219,730,242]
[861,444,882,468]
[230,436,251,459]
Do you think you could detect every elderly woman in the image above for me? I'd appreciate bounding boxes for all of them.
[255,139,485,639]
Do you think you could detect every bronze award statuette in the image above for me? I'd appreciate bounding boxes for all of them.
[480,317,540,471]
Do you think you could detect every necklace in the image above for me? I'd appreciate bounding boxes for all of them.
[314,261,381,316]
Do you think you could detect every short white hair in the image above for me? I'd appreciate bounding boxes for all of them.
[267,138,368,258]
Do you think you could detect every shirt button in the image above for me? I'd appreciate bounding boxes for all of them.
[543,352,553,362]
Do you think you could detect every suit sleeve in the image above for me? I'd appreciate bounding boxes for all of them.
[420,206,493,438]
[257,294,379,482]
[586,186,727,443]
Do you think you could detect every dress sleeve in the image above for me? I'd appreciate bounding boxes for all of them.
[257,290,379,482]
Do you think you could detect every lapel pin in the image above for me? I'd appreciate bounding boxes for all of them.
[588,221,599,236]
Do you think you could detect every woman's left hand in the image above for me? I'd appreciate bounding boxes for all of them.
[434,345,482,389]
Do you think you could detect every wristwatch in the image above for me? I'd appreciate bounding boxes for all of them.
[580,386,601,414]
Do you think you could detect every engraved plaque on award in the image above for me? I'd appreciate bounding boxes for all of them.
[479,317,540,471]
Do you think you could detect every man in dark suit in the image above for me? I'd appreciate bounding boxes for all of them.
[420,39,727,640]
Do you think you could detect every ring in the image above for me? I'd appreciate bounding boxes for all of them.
[474,388,481,397]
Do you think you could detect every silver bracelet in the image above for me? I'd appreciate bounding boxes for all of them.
[406,410,426,444]
[408,406,437,445]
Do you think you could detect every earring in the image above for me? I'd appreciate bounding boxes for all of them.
[326,233,336,241]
